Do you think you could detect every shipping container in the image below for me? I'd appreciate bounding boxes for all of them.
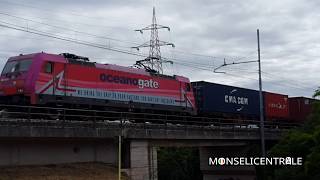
[263,92,289,120]
[192,81,260,117]
[289,97,315,122]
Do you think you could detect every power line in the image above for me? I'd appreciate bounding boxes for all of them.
[0,16,316,95]
[170,49,222,59]
[0,12,140,46]
[233,50,258,61]
[225,72,315,93]
[0,11,240,65]
[0,0,252,64]
[261,74,314,91]
[222,67,316,90]
[0,21,147,58]
[0,2,133,33]
[0,0,253,65]
[210,55,315,94]
[261,71,314,89]
[218,59,317,91]
[172,61,315,94]
[0,20,218,71]
[0,0,140,28]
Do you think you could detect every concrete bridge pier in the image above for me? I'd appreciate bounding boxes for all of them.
[0,120,283,180]
[0,139,118,166]
[125,140,158,180]
[199,146,256,180]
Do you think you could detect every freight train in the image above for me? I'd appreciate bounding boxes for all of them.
[191,81,312,122]
[0,52,316,123]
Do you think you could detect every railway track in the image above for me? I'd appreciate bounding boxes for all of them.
[0,104,301,130]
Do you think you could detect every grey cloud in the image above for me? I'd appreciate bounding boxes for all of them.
[0,0,319,97]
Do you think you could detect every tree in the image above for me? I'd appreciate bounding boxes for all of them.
[314,88,320,98]
[157,147,202,180]
[266,88,320,180]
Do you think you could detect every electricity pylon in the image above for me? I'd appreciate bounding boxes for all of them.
[132,7,174,74]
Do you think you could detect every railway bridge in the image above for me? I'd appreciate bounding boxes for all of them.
[0,105,293,180]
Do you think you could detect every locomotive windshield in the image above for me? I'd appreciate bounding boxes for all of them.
[1,59,32,75]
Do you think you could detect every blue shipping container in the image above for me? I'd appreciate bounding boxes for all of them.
[192,81,260,116]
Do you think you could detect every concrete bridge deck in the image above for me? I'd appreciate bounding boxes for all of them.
[0,118,288,180]
[0,118,284,141]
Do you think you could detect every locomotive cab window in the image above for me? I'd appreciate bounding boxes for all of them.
[2,59,32,75]
[44,62,53,74]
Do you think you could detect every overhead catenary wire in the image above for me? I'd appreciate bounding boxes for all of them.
[0,22,315,94]
[0,1,255,66]
[0,6,235,63]
[0,19,225,69]
[211,54,316,94]
[221,66,315,90]
[0,17,316,96]
[261,71,314,89]
[0,23,313,94]
[0,0,141,29]
[224,72,315,93]
[0,12,231,66]
[210,55,316,92]
[0,11,141,46]
[0,21,148,58]
[2,0,320,69]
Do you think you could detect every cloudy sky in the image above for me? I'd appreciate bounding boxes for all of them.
[0,0,318,97]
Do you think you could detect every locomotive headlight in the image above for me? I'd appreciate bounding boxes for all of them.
[17,88,23,93]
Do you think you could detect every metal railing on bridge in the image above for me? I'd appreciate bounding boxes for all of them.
[0,104,301,130]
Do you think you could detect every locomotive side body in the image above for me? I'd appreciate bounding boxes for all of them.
[1,52,318,124]
[0,52,196,114]
[0,53,48,104]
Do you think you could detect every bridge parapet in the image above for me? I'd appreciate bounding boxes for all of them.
[0,118,284,141]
